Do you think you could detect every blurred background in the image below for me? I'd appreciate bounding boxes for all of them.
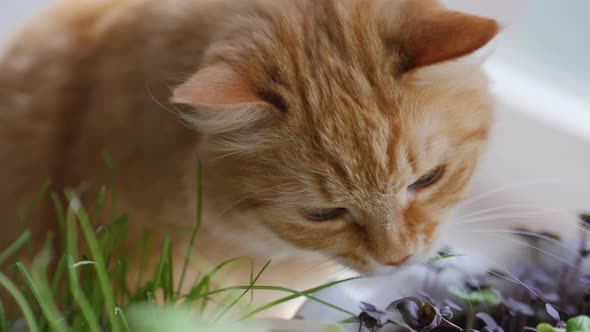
[3,0,589,100]
[2,0,589,323]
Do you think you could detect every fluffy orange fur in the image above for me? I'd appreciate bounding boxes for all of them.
[0,0,498,317]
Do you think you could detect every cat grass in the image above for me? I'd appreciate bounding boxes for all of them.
[4,156,588,332]
[0,160,356,332]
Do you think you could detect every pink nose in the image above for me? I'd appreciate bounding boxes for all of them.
[385,255,412,267]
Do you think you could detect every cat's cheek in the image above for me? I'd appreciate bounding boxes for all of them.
[415,234,440,261]
[407,187,417,202]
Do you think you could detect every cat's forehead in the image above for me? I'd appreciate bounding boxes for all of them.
[304,99,447,195]
[292,77,493,204]
[208,0,495,201]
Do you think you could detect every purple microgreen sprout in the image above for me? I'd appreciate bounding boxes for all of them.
[358,311,381,331]
[356,213,590,331]
[579,214,590,231]
[444,299,464,312]
[361,302,379,314]
[386,297,462,331]
[505,298,534,317]
[578,214,590,259]
[448,285,503,307]
[387,297,422,328]
[358,301,386,331]
[476,312,505,332]
[466,276,494,292]
[545,304,565,326]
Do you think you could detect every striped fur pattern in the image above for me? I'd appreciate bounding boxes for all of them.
[0,0,498,316]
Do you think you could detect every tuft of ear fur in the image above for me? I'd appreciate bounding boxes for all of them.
[400,2,500,86]
[171,64,273,135]
[404,36,498,86]
[404,6,500,70]
[172,64,266,109]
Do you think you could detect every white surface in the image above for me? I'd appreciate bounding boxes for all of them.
[445,0,590,103]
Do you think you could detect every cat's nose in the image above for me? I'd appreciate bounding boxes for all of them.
[385,255,412,267]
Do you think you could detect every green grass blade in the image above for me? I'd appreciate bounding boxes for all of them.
[213,260,271,322]
[22,180,51,227]
[136,229,153,290]
[114,259,130,304]
[0,272,40,332]
[71,195,122,332]
[93,186,107,222]
[187,277,358,318]
[115,307,131,332]
[50,255,68,310]
[177,162,203,295]
[18,255,74,332]
[166,242,174,302]
[239,286,355,319]
[16,261,49,331]
[0,298,7,332]
[102,149,118,218]
[0,230,30,265]
[147,291,155,304]
[66,257,102,332]
[101,214,129,268]
[51,193,67,244]
[66,201,79,266]
[187,256,251,300]
[17,181,51,255]
[64,201,102,332]
[199,282,211,315]
[239,279,359,319]
[152,237,172,302]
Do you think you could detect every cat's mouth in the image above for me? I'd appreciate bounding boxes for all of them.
[363,259,422,277]
[340,239,437,276]
[336,254,422,277]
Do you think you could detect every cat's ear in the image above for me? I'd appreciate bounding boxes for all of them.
[171,64,273,134]
[404,4,500,86]
[402,4,500,83]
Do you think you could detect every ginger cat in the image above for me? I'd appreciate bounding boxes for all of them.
[0,0,498,318]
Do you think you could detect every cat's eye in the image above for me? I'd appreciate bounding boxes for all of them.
[300,207,348,222]
[410,165,445,189]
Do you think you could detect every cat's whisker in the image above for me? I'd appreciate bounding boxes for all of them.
[463,253,562,310]
[486,267,567,311]
[453,280,477,314]
[573,224,590,236]
[457,178,566,209]
[211,150,249,162]
[453,229,582,272]
[485,269,521,287]
[146,84,177,114]
[455,204,563,221]
[217,182,299,217]
[282,257,348,285]
[451,228,582,259]
[452,212,557,226]
[443,260,494,313]
[298,256,340,275]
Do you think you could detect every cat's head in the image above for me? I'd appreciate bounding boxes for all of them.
[172,0,499,274]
